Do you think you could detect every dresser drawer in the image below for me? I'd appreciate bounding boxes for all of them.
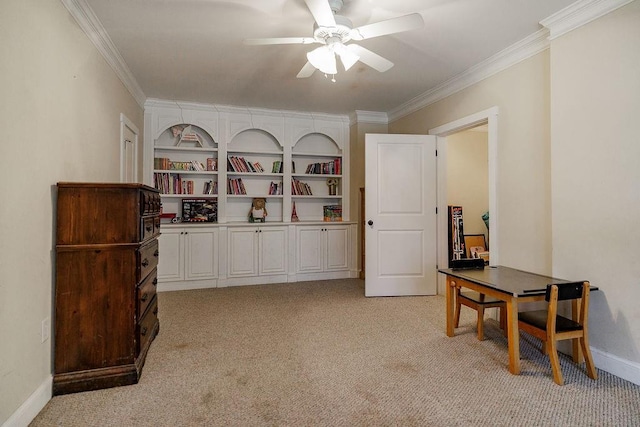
[138,239,159,280]
[138,296,158,355]
[138,268,157,318]
[141,191,161,216]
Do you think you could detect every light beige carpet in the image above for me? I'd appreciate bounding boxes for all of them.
[32,279,640,426]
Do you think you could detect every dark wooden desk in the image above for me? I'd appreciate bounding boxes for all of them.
[438,266,579,375]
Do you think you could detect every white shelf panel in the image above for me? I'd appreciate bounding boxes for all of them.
[227,172,283,177]
[293,173,341,178]
[155,146,218,152]
[160,194,218,198]
[227,194,284,199]
[154,170,218,175]
[291,195,342,200]
[292,151,342,158]
[227,149,283,156]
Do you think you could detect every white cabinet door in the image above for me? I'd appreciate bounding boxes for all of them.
[157,229,183,281]
[324,225,349,271]
[228,227,258,277]
[259,227,287,275]
[184,228,218,280]
[228,226,287,277]
[296,226,323,273]
[296,225,349,274]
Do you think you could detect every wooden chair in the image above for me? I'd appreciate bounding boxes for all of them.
[517,281,598,385]
[451,259,506,340]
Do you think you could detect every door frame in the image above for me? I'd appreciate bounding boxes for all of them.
[428,106,499,295]
[120,113,139,183]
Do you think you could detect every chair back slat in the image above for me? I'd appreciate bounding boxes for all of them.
[545,281,584,302]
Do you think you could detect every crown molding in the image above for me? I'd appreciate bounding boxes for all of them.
[388,28,550,123]
[540,0,635,40]
[349,110,389,126]
[60,0,146,108]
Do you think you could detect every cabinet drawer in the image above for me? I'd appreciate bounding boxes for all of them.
[141,191,161,216]
[137,297,158,355]
[141,216,161,242]
[138,239,159,280]
[138,268,157,318]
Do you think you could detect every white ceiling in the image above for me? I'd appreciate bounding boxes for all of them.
[85,0,577,115]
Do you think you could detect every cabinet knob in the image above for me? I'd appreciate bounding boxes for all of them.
[154,249,159,257]
[141,326,148,336]
[141,293,148,302]
[152,278,158,286]
[142,259,149,267]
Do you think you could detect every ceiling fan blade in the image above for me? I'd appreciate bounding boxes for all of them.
[243,37,316,45]
[347,44,394,72]
[297,61,317,78]
[304,0,336,27]
[350,13,424,40]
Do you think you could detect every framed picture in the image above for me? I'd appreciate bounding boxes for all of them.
[464,234,487,259]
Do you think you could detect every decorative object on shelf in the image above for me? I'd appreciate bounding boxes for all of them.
[291,201,299,222]
[249,197,268,223]
[323,205,342,222]
[182,198,218,222]
[175,125,204,147]
[326,178,338,196]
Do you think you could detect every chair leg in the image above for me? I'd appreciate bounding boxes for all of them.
[499,306,507,337]
[579,337,598,380]
[454,297,461,328]
[476,306,485,341]
[547,339,564,385]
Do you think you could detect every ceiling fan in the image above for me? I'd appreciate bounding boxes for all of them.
[244,0,424,80]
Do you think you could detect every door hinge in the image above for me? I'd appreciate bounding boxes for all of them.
[436,207,438,214]
[435,149,438,156]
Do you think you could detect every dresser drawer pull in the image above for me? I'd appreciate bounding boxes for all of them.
[152,278,158,286]
[141,326,148,336]
[141,293,148,302]
[142,259,149,267]
[153,307,158,315]
[154,249,159,257]
[146,225,153,232]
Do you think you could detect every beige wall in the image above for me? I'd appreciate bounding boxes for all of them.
[0,0,144,423]
[349,120,388,274]
[549,2,640,364]
[390,52,552,274]
[446,130,489,243]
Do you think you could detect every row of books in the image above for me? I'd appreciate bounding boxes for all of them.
[291,178,313,196]
[271,161,284,173]
[305,158,341,175]
[227,156,264,173]
[323,205,343,222]
[154,157,217,172]
[154,173,195,195]
[268,181,283,195]
[228,178,247,195]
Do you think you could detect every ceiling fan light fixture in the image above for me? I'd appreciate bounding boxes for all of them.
[307,46,337,75]
[334,43,359,71]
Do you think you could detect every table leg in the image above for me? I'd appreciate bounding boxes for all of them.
[506,298,521,375]
[572,298,584,363]
[446,277,455,337]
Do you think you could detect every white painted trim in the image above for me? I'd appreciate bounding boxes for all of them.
[349,110,389,126]
[592,347,640,386]
[388,30,548,123]
[429,107,499,294]
[3,376,52,427]
[120,113,139,183]
[60,0,146,107]
[540,0,635,40]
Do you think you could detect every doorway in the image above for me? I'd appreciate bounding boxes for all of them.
[429,107,499,294]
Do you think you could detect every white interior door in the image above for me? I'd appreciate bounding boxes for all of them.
[365,134,437,296]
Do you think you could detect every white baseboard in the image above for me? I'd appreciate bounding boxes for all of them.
[592,347,640,386]
[3,376,52,427]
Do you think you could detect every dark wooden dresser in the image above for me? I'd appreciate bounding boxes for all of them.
[54,183,161,395]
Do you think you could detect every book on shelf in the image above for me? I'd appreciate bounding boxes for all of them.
[291,178,312,196]
[268,181,283,195]
[154,158,206,171]
[154,157,171,170]
[227,156,262,173]
[305,158,341,175]
[153,173,195,195]
[227,178,247,195]
[206,158,217,171]
[323,205,342,222]
[272,160,283,173]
